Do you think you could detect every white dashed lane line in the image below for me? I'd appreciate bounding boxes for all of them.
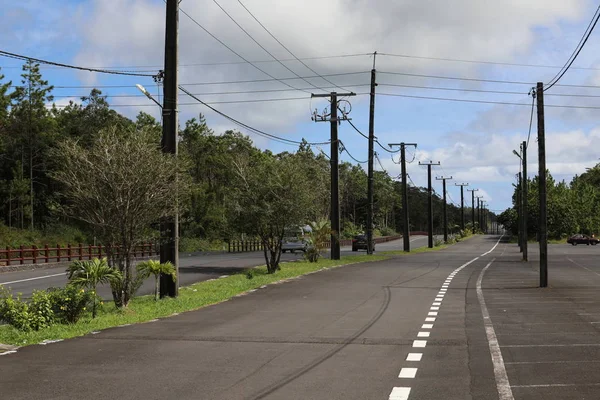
[388,235,504,400]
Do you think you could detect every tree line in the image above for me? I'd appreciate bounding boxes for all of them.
[0,62,485,250]
[498,168,600,240]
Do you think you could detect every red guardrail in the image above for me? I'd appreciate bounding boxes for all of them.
[0,243,158,266]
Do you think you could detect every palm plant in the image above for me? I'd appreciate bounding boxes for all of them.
[136,260,176,301]
[67,258,122,318]
[304,219,333,262]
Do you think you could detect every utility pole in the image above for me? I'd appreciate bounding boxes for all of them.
[436,176,453,243]
[480,201,487,234]
[467,189,479,234]
[419,161,440,248]
[517,172,523,252]
[476,196,483,232]
[389,142,417,252]
[536,82,548,287]
[455,183,469,231]
[366,53,377,255]
[522,140,528,262]
[312,91,356,260]
[160,0,179,298]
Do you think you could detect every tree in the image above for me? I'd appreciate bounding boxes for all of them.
[230,151,316,273]
[67,258,122,318]
[8,61,54,230]
[51,125,190,308]
[136,260,176,301]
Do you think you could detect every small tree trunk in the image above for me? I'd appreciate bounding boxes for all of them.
[92,284,97,318]
[155,275,159,301]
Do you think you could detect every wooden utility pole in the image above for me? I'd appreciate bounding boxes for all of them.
[389,142,417,252]
[476,195,483,232]
[312,91,356,260]
[419,161,440,248]
[366,54,377,255]
[436,176,453,243]
[536,82,548,287]
[160,0,179,298]
[522,140,528,262]
[467,189,479,234]
[455,183,469,231]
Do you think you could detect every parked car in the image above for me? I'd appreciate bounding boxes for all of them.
[567,234,600,246]
[281,237,308,253]
[352,234,375,252]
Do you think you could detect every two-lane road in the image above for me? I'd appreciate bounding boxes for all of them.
[0,236,428,299]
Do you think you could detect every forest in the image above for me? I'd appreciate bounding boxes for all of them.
[0,62,481,250]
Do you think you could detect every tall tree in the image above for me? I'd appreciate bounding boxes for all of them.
[51,125,190,308]
[9,60,54,230]
[230,150,316,273]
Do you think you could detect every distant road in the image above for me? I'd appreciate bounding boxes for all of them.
[0,236,428,299]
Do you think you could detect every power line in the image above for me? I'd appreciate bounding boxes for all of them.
[526,90,536,148]
[179,85,330,146]
[545,4,600,91]
[50,95,323,108]
[17,71,370,89]
[374,152,388,174]
[1,53,372,71]
[378,70,533,86]
[51,84,372,99]
[378,51,600,72]
[235,0,352,93]
[339,140,367,164]
[343,117,400,154]
[209,0,321,93]
[0,49,158,77]
[376,92,600,110]
[379,83,529,95]
[178,5,306,93]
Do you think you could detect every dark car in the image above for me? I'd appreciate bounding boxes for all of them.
[567,234,599,246]
[352,234,375,252]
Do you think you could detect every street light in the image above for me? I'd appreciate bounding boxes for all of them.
[512,149,522,160]
[136,84,162,108]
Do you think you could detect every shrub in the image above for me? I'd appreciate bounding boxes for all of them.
[304,219,332,263]
[434,237,444,247]
[47,285,94,324]
[379,227,396,237]
[136,260,177,301]
[0,288,54,331]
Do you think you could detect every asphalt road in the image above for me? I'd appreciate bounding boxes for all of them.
[0,236,429,299]
[5,236,596,399]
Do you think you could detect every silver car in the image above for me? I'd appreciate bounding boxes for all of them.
[281,237,308,253]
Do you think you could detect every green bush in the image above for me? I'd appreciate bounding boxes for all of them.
[434,238,443,247]
[379,227,396,237]
[47,285,94,324]
[341,221,362,239]
[0,288,55,331]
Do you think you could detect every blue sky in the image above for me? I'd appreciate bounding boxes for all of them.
[2,0,600,213]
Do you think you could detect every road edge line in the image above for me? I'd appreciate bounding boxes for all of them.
[476,258,514,400]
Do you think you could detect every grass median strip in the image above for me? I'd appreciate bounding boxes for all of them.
[381,244,450,256]
[0,254,389,347]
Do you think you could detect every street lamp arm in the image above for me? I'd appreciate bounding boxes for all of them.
[136,84,163,108]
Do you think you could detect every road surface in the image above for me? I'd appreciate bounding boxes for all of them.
[0,236,428,299]
[5,235,596,399]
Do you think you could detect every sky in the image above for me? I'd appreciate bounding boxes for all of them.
[2,0,600,213]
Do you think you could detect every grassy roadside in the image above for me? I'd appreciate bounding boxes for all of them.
[381,244,450,256]
[0,254,389,347]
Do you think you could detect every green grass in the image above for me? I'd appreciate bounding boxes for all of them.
[381,244,450,256]
[0,254,389,347]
